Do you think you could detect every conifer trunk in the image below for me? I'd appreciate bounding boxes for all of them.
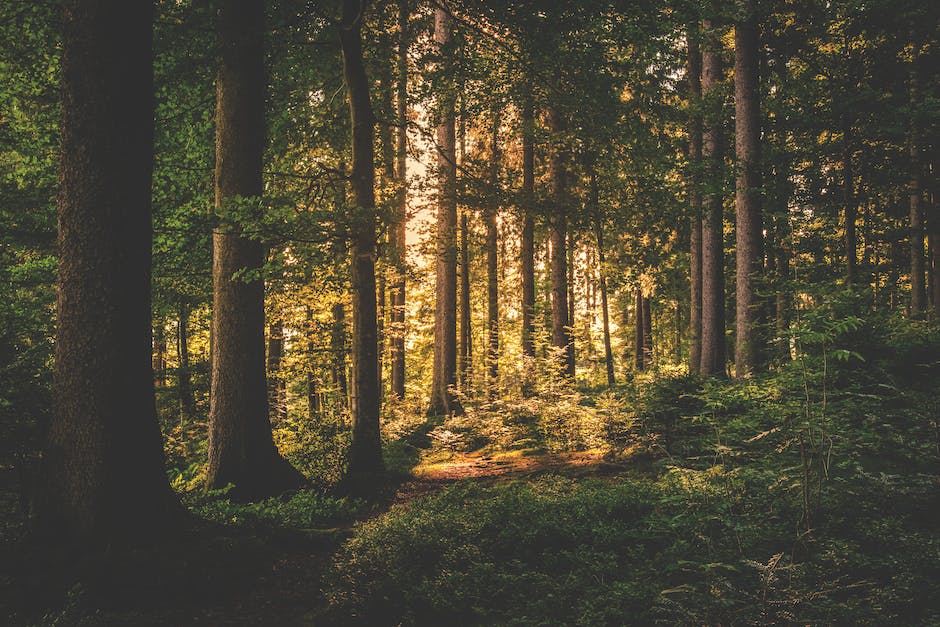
[688,28,704,375]
[485,115,500,396]
[548,107,574,378]
[520,91,537,371]
[178,304,195,422]
[389,0,409,399]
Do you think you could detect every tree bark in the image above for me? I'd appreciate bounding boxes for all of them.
[593,188,615,387]
[429,7,459,414]
[699,18,726,377]
[267,321,286,423]
[688,28,704,374]
[340,0,384,475]
[734,0,764,377]
[38,0,180,541]
[843,116,857,287]
[520,89,537,392]
[909,68,926,316]
[207,0,304,498]
[634,288,645,371]
[548,107,575,378]
[389,0,409,399]
[485,114,500,396]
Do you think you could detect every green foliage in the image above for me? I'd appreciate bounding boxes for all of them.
[187,488,367,531]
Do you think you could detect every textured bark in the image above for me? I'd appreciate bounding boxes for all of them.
[699,18,726,377]
[389,0,409,399]
[267,321,286,423]
[207,0,304,498]
[178,304,195,422]
[429,7,459,414]
[340,0,384,475]
[688,29,703,374]
[634,288,645,371]
[485,115,500,396]
[38,0,180,541]
[548,107,575,378]
[520,92,537,370]
[734,1,764,377]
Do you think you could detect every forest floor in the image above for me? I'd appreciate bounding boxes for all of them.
[0,447,643,626]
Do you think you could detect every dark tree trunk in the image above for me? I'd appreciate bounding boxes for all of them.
[153,320,166,387]
[38,0,180,541]
[643,295,653,367]
[429,7,459,415]
[634,288,645,371]
[178,304,195,422]
[340,0,384,475]
[929,186,940,316]
[267,321,286,423]
[593,195,615,387]
[734,0,764,377]
[389,0,409,399]
[486,115,500,397]
[909,69,926,316]
[548,107,575,378]
[688,27,704,375]
[331,301,348,407]
[520,90,537,393]
[458,210,472,389]
[843,116,857,287]
[699,18,726,377]
[207,0,304,498]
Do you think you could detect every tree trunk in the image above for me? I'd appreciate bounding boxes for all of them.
[909,69,927,316]
[208,0,305,498]
[267,321,286,423]
[688,26,704,375]
[548,107,575,378]
[634,288,645,371]
[699,18,726,377]
[486,115,500,397]
[520,90,537,393]
[389,0,409,399]
[340,0,384,475]
[643,295,653,367]
[429,7,459,414]
[593,201,615,388]
[843,116,857,287]
[38,0,180,541]
[734,0,764,377]
[929,185,940,316]
[153,320,166,387]
[178,304,195,422]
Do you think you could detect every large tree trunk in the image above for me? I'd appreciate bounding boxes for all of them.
[178,304,195,422]
[688,30,704,375]
[548,107,575,378]
[520,90,537,393]
[429,7,459,414]
[38,0,180,541]
[389,0,409,399]
[699,18,726,377]
[340,0,384,475]
[207,0,304,498]
[734,0,764,377]
[486,115,500,397]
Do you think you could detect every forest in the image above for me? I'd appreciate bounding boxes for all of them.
[1,0,939,624]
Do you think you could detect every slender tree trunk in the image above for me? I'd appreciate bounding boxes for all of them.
[429,7,459,414]
[339,0,383,475]
[734,0,764,377]
[699,18,726,377]
[178,304,195,422]
[458,210,472,388]
[389,0,409,399]
[520,90,537,393]
[643,295,653,367]
[929,185,940,316]
[485,114,500,397]
[153,320,166,387]
[843,116,857,287]
[593,191,615,387]
[548,107,574,378]
[330,301,349,407]
[267,321,286,422]
[909,68,926,316]
[38,0,180,541]
[207,0,304,498]
[688,30,704,375]
[634,288,645,371]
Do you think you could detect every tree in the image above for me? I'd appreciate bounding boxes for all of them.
[734,0,764,376]
[699,18,727,377]
[429,6,460,415]
[549,106,575,378]
[389,0,409,400]
[520,89,537,373]
[485,113,500,396]
[206,0,304,498]
[37,0,180,541]
[688,28,704,375]
[339,0,384,476]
